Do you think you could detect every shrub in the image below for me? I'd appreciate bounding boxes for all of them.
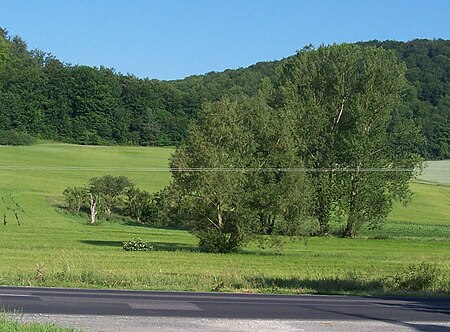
[387,262,443,291]
[197,226,244,253]
[62,186,87,212]
[0,129,36,145]
[123,238,152,251]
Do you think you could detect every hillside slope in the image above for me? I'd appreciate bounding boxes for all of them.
[1,27,449,158]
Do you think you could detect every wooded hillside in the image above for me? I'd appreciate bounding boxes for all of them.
[0,28,448,159]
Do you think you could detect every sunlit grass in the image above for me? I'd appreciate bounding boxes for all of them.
[0,144,449,295]
[0,314,78,332]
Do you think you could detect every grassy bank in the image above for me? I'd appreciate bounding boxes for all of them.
[0,314,77,332]
[0,144,449,296]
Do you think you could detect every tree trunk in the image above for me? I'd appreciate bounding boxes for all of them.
[217,203,223,229]
[267,216,275,235]
[344,216,356,238]
[89,193,97,225]
[316,191,329,235]
[344,174,358,238]
[315,171,332,236]
[317,210,329,235]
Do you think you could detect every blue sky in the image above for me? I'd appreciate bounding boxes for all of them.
[1,0,449,80]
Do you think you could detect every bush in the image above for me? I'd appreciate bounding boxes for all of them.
[0,129,36,145]
[62,186,87,212]
[197,225,245,253]
[387,262,443,291]
[123,238,152,251]
[140,200,161,223]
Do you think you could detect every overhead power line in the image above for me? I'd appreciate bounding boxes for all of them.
[0,166,439,172]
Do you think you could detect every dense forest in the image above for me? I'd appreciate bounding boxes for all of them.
[0,27,448,159]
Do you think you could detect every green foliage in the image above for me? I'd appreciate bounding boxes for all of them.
[61,173,169,227]
[385,262,446,292]
[167,44,427,247]
[123,238,152,251]
[62,175,148,224]
[197,227,244,253]
[169,98,253,252]
[169,96,313,252]
[89,175,134,214]
[0,28,448,160]
[359,39,450,160]
[62,187,87,212]
[270,44,424,237]
[0,129,35,145]
[126,187,151,221]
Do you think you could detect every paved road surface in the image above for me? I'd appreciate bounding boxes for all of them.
[1,286,449,331]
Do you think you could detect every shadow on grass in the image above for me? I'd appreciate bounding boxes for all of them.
[152,241,199,252]
[246,275,385,293]
[80,240,123,247]
[80,240,199,252]
[244,275,450,298]
[237,249,287,257]
[123,220,189,231]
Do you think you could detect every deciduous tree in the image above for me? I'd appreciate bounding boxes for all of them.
[271,44,424,237]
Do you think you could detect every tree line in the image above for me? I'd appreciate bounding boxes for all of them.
[0,27,448,159]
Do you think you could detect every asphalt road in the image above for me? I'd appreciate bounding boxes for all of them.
[1,286,449,331]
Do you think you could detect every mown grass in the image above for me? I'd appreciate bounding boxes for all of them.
[0,143,449,296]
[0,314,78,332]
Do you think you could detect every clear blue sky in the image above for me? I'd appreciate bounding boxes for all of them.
[1,0,449,80]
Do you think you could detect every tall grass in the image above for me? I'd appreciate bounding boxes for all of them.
[0,314,78,332]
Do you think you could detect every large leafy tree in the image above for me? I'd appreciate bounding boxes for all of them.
[169,99,252,252]
[271,44,424,237]
[241,86,312,236]
[169,95,312,252]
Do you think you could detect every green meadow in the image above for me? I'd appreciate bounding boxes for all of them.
[0,143,449,295]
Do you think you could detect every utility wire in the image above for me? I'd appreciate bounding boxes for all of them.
[0,166,439,172]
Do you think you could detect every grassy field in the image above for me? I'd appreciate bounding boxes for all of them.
[0,143,449,295]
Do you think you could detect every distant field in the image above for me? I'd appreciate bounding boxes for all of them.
[0,144,449,295]
[388,182,450,225]
[417,160,450,185]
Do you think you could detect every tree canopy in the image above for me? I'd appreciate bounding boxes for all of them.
[269,44,423,237]
[166,44,424,251]
[0,28,447,159]
[169,95,312,252]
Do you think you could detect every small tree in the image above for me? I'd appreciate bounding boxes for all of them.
[62,175,135,225]
[170,99,253,252]
[89,175,134,214]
